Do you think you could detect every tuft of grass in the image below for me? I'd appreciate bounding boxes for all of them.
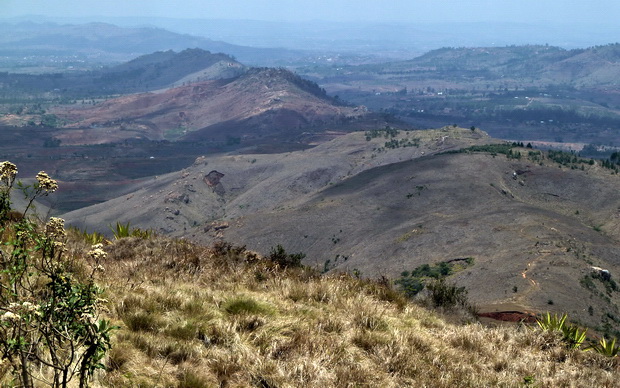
[122,311,164,332]
[222,297,274,316]
[177,368,215,388]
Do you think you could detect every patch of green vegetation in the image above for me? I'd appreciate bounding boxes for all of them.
[68,225,106,244]
[547,150,593,169]
[364,126,399,140]
[40,113,61,127]
[536,312,587,349]
[109,221,154,239]
[444,143,514,156]
[267,244,306,268]
[580,275,596,291]
[395,258,474,298]
[600,157,620,173]
[588,336,620,357]
[164,126,188,140]
[384,137,420,149]
[426,278,472,311]
[395,277,425,298]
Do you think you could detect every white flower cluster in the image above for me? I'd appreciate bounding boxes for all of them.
[1,301,40,322]
[88,243,107,263]
[0,311,19,322]
[0,161,17,184]
[36,171,58,193]
[45,217,66,239]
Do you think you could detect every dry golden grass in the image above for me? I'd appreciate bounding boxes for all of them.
[70,235,619,387]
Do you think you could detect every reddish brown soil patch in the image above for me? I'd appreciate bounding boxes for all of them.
[478,311,537,323]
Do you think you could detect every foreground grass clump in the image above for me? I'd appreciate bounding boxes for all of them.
[77,237,619,387]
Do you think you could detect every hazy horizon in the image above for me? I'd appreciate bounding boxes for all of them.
[4,0,620,24]
[2,1,620,57]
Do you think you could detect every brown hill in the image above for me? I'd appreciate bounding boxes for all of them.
[62,127,620,332]
[55,68,368,145]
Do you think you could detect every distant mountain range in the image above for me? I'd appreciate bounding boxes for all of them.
[0,21,305,68]
[5,16,620,54]
[301,44,620,89]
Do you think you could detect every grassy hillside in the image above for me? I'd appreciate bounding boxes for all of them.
[3,225,618,386]
[96,236,619,387]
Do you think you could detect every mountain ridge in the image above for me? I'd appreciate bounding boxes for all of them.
[54,67,369,144]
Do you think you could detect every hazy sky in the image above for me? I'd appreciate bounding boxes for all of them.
[3,0,620,24]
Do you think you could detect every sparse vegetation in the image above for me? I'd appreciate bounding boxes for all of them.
[395,258,474,298]
[109,221,154,240]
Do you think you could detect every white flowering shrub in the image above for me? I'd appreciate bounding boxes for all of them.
[0,162,114,388]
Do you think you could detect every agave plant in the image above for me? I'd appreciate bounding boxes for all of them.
[536,312,587,349]
[561,324,587,349]
[110,221,131,239]
[536,312,567,332]
[131,227,154,239]
[587,337,620,357]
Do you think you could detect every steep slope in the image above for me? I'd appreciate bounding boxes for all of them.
[63,127,620,331]
[221,150,620,326]
[55,68,368,144]
[2,216,618,386]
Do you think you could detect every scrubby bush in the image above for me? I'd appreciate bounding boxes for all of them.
[267,244,305,268]
[0,161,114,387]
[426,278,469,309]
